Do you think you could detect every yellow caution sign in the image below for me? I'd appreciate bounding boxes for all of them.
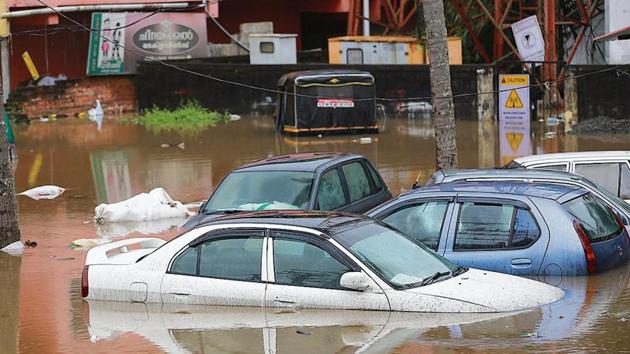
[505,90,524,109]
[501,75,528,85]
[22,51,40,81]
[506,133,524,152]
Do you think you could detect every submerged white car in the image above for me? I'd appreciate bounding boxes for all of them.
[82,211,564,313]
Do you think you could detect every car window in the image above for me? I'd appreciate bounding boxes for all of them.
[621,164,630,200]
[574,163,620,196]
[273,238,351,289]
[198,237,263,281]
[205,171,314,211]
[530,164,567,171]
[381,201,448,251]
[170,246,198,275]
[317,169,346,210]
[563,194,622,243]
[454,202,540,250]
[342,162,372,202]
[365,162,383,190]
[512,208,540,247]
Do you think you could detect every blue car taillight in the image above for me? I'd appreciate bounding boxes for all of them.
[573,221,597,274]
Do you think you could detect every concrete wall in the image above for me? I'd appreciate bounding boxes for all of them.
[570,65,630,120]
[135,62,484,119]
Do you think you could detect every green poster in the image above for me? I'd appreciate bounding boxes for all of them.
[86,13,127,75]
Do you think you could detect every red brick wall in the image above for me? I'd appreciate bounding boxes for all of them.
[8,76,137,120]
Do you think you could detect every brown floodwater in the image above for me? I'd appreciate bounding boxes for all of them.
[2,116,630,353]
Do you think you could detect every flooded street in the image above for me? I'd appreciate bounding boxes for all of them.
[2,116,630,353]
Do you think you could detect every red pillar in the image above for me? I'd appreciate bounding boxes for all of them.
[493,0,504,61]
[544,0,557,82]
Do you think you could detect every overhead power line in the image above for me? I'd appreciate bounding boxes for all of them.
[27,0,630,102]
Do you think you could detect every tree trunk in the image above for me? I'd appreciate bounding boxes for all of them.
[0,105,20,249]
[419,0,458,169]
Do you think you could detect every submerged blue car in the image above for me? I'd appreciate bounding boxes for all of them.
[368,181,630,276]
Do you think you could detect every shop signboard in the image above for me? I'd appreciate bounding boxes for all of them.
[87,12,207,75]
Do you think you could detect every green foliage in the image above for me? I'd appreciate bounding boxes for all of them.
[129,101,230,132]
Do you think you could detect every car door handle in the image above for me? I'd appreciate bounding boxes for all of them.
[273,295,297,305]
[170,288,191,296]
[511,258,532,267]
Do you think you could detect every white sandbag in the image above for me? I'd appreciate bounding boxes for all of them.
[94,188,192,223]
[18,185,65,200]
[1,241,24,256]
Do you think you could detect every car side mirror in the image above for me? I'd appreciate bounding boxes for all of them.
[340,272,371,291]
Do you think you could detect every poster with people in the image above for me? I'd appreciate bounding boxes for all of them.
[87,12,208,76]
[87,13,127,75]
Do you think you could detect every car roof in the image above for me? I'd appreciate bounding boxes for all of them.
[436,168,586,182]
[197,210,375,235]
[411,180,585,202]
[513,151,630,165]
[234,152,361,172]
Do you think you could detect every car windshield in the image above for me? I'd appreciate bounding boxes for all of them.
[335,223,459,289]
[204,171,314,212]
[563,193,623,243]
[581,178,630,216]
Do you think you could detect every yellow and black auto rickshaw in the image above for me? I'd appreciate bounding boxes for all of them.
[274,70,378,135]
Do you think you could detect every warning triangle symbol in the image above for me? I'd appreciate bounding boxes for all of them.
[506,133,523,152]
[501,77,506,84]
[505,90,524,109]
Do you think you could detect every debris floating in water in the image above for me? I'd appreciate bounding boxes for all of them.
[160,142,185,149]
[24,240,37,248]
[18,185,66,200]
[70,238,108,249]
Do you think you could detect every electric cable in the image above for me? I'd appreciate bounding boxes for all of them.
[25,0,630,102]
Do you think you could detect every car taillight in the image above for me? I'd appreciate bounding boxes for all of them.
[81,265,89,298]
[574,221,596,274]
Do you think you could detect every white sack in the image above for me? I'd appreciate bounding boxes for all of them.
[95,188,191,223]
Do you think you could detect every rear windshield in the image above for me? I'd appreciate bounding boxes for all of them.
[563,194,622,243]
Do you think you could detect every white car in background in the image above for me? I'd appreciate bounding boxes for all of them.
[506,151,630,203]
[82,211,564,313]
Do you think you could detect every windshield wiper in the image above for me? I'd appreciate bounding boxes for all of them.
[202,209,241,215]
[420,271,452,286]
[452,266,468,276]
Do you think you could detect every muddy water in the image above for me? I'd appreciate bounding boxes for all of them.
[2,116,630,353]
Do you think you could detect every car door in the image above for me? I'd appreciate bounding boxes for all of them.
[161,228,267,306]
[442,197,550,275]
[264,230,390,311]
[373,198,454,254]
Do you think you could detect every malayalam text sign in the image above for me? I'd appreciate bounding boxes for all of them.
[499,74,531,165]
[87,12,208,75]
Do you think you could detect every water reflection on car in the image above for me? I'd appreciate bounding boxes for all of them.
[84,264,630,353]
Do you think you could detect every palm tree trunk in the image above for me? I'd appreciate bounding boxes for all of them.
[0,105,20,249]
[419,0,458,169]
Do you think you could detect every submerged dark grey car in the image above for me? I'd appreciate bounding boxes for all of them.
[184,152,391,229]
